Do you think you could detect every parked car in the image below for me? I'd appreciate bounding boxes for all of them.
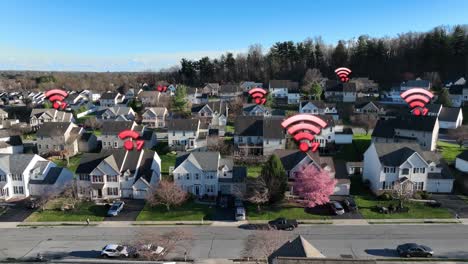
[101,244,129,258]
[235,207,246,221]
[343,198,358,212]
[268,217,298,231]
[396,243,434,258]
[329,201,345,215]
[107,201,125,216]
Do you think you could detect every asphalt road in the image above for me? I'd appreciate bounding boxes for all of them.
[1,225,468,261]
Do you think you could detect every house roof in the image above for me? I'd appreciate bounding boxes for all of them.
[269,236,325,261]
[76,152,114,174]
[168,119,199,131]
[402,80,430,89]
[372,116,437,138]
[192,101,227,115]
[438,107,461,123]
[100,92,119,100]
[425,104,442,114]
[219,166,247,183]
[30,109,73,122]
[101,121,134,134]
[204,83,220,90]
[36,122,73,137]
[448,85,466,95]
[373,143,441,166]
[234,116,285,138]
[135,149,157,183]
[457,150,468,162]
[219,84,241,94]
[0,135,23,148]
[175,151,220,171]
[300,100,336,109]
[144,107,167,116]
[269,80,299,90]
[274,149,312,171]
[0,154,36,175]
[427,163,453,180]
[29,167,64,185]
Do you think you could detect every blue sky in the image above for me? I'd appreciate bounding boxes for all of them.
[1,0,467,72]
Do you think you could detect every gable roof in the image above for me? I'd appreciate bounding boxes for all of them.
[191,101,227,115]
[372,116,437,138]
[373,142,440,166]
[144,107,167,116]
[263,117,285,139]
[0,154,36,175]
[135,149,157,183]
[269,236,325,261]
[0,135,23,148]
[438,107,461,122]
[235,116,263,136]
[300,100,336,109]
[219,84,241,94]
[30,109,73,122]
[36,122,74,137]
[402,80,431,89]
[269,80,299,91]
[29,167,64,185]
[168,119,199,131]
[175,151,220,171]
[100,92,119,100]
[101,121,134,134]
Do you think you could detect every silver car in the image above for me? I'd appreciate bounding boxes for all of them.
[107,201,125,216]
[101,244,129,258]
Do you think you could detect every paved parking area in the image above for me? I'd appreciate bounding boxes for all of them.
[432,194,468,217]
[103,199,145,221]
[0,201,35,222]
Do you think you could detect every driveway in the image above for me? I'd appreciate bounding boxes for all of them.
[432,194,468,217]
[103,199,145,221]
[0,200,36,222]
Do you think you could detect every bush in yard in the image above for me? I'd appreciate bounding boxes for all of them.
[293,165,337,207]
[413,192,422,200]
[421,191,432,199]
[147,180,188,211]
[379,192,392,201]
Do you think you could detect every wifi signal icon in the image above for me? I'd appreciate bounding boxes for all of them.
[118,130,145,151]
[157,85,167,92]
[400,88,434,116]
[281,114,328,152]
[248,87,267,105]
[335,67,352,83]
[45,89,68,110]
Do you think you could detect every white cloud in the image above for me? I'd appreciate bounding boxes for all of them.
[0,47,246,72]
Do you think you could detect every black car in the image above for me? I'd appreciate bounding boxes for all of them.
[397,243,434,258]
[268,218,298,231]
[343,198,358,212]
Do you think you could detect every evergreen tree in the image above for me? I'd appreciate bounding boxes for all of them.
[437,88,452,107]
[259,155,288,203]
[171,85,189,113]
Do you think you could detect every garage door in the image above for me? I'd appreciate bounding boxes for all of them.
[133,190,147,199]
[427,180,453,193]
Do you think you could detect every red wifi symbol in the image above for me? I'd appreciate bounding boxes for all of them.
[281,114,328,152]
[45,89,68,110]
[248,87,267,105]
[334,67,352,83]
[118,130,145,151]
[157,85,167,92]
[400,88,434,116]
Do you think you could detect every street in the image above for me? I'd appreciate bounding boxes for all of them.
[1,225,468,261]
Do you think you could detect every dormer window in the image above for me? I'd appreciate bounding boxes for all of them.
[401,168,409,175]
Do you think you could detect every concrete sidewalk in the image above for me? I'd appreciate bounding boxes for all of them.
[0,218,465,228]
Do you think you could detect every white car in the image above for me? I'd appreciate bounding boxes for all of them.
[101,244,129,258]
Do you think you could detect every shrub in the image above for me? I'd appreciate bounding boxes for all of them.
[379,192,392,201]
[413,192,422,200]
[421,191,432,199]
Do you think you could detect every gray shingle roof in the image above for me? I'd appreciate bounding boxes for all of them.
[29,167,64,185]
[372,116,437,138]
[36,122,74,137]
[175,151,220,171]
[438,107,461,122]
[0,154,36,175]
[168,119,199,131]
[373,143,440,166]
[135,150,156,184]
[101,121,134,134]
[100,92,119,100]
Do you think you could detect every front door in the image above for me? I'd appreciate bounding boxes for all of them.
[97,189,102,198]
[195,185,200,196]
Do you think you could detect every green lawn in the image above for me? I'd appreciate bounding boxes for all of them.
[225,125,235,134]
[137,201,214,221]
[246,165,262,178]
[21,132,37,141]
[26,201,107,222]
[160,153,177,174]
[335,135,371,162]
[437,141,467,164]
[246,203,329,220]
[50,154,83,173]
[92,130,102,136]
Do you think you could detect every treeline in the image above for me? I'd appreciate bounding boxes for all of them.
[158,25,468,88]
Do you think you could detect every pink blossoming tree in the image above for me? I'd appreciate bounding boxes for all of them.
[293,165,337,207]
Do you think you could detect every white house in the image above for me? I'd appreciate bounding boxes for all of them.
[400,79,431,91]
[191,101,228,128]
[36,122,85,155]
[76,149,161,200]
[240,81,263,91]
[269,80,301,105]
[363,142,454,194]
[96,106,136,121]
[455,150,468,173]
[173,151,246,197]
[30,108,74,130]
[0,154,74,200]
[141,107,168,128]
[168,119,200,151]
[448,85,468,107]
[101,121,156,150]
[299,101,338,119]
[100,92,125,107]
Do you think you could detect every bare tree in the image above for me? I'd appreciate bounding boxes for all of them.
[448,126,468,149]
[245,177,270,211]
[392,180,414,208]
[207,138,232,155]
[302,68,323,99]
[60,182,81,210]
[147,180,188,211]
[33,186,58,211]
[242,230,290,261]
[84,116,102,130]
[350,114,378,135]
[228,96,244,120]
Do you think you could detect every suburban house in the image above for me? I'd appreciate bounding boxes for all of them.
[137,91,160,106]
[168,119,201,151]
[0,154,74,200]
[363,142,454,194]
[141,107,168,128]
[242,104,284,117]
[274,149,349,196]
[36,122,93,155]
[448,85,468,107]
[100,92,125,107]
[202,83,220,96]
[0,134,23,154]
[29,109,74,130]
[240,81,263,91]
[219,84,243,101]
[101,121,156,150]
[425,104,463,129]
[173,151,246,197]
[191,101,228,129]
[299,101,338,119]
[400,79,431,91]
[372,116,439,151]
[233,116,285,156]
[95,106,136,121]
[187,87,209,104]
[324,80,357,102]
[76,149,161,200]
[269,80,301,105]
[456,150,468,173]
[354,101,385,115]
